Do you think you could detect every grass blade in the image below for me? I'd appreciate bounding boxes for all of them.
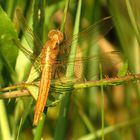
[54,0,82,139]
[0,100,12,140]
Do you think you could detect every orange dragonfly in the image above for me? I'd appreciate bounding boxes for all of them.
[13,9,120,126]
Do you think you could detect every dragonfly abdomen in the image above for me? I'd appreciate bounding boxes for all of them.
[33,64,52,126]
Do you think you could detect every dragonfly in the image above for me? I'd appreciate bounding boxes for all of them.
[12,9,121,126]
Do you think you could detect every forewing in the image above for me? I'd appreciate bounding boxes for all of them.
[59,16,113,56]
[13,39,41,73]
[15,9,43,53]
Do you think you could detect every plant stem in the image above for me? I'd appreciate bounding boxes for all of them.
[1,73,140,99]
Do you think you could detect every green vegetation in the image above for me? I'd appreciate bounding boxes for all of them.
[0,0,140,140]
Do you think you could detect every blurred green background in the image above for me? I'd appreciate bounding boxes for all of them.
[0,0,140,140]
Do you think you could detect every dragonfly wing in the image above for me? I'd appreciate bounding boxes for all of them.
[53,16,119,82]
[15,9,43,53]
[53,50,123,82]
[13,39,41,73]
[60,16,113,55]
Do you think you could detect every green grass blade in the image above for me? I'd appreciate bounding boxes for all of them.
[78,116,140,140]
[54,0,71,139]
[54,0,82,139]
[60,0,70,32]
[34,113,46,140]
[0,6,18,84]
[125,0,140,45]
[99,64,104,140]
[74,98,96,133]
[0,100,12,140]
[33,0,45,55]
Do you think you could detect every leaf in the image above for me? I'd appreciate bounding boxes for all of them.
[117,61,128,77]
[0,6,19,85]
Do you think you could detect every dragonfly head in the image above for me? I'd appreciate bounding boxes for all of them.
[48,30,63,44]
